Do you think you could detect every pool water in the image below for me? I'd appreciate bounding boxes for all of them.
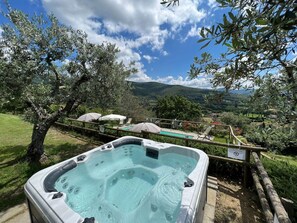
[121,126,193,139]
[54,144,197,223]
[159,130,193,139]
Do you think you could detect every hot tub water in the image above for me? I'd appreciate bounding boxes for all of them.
[25,137,209,223]
[54,144,197,223]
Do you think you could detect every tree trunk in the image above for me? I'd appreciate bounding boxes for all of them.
[27,123,50,162]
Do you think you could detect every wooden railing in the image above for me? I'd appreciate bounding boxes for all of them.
[252,152,291,223]
[54,118,292,223]
[228,125,247,145]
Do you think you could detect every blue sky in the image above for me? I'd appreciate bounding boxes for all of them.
[0,0,228,89]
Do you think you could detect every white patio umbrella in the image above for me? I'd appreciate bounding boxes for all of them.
[77,113,101,122]
[99,114,126,121]
[131,122,161,133]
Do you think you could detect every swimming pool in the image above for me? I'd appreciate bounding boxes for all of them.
[25,136,208,223]
[121,126,193,139]
[159,130,193,139]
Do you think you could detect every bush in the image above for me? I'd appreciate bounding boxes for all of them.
[209,126,229,138]
[245,124,297,153]
[220,112,250,128]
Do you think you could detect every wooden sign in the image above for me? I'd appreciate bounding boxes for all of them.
[228,148,246,160]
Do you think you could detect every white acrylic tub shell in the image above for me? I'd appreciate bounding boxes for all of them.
[25,136,209,223]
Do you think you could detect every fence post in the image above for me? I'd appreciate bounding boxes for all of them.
[251,168,274,223]
[142,131,150,139]
[244,149,250,188]
[69,119,73,131]
[252,152,291,223]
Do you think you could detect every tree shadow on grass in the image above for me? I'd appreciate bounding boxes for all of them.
[0,192,26,213]
[0,145,27,165]
[0,143,94,212]
[45,142,95,163]
[0,142,94,168]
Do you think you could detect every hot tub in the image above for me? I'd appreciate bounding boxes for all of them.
[25,136,209,223]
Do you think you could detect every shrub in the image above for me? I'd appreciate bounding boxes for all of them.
[245,124,297,153]
[220,112,250,128]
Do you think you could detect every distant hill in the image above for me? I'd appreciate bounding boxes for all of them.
[130,81,249,113]
[217,88,254,95]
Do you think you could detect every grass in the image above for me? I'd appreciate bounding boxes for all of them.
[0,113,98,212]
[236,135,248,144]
[213,136,228,143]
[265,152,297,167]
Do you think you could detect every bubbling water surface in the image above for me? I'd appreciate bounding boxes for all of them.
[54,144,198,223]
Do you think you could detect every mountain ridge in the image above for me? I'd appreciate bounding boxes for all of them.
[130,81,249,112]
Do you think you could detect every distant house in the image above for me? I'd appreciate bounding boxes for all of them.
[211,113,220,118]
[211,113,220,122]
[235,127,243,135]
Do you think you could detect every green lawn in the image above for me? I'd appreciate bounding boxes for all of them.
[0,113,98,211]
[213,136,228,143]
[264,152,297,167]
[236,135,248,144]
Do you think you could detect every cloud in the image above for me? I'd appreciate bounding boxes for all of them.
[208,0,218,8]
[42,0,206,49]
[128,72,213,89]
[183,24,202,41]
[128,73,152,82]
[42,0,207,84]
[162,50,169,56]
[155,75,213,88]
[143,55,158,63]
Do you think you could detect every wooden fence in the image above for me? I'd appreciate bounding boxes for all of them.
[252,152,292,223]
[54,118,292,223]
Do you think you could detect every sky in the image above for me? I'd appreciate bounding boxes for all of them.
[0,0,229,89]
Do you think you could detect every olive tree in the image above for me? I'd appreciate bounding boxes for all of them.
[0,8,133,162]
[160,0,296,118]
[160,0,296,149]
[188,0,296,134]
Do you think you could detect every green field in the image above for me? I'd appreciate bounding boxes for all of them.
[213,136,228,143]
[264,152,297,167]
[0,113,97,211]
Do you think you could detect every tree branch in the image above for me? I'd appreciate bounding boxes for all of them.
[26,95,46,120]
[49,61,61,83]
[46,74,90,126]
[47,60,62,96]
